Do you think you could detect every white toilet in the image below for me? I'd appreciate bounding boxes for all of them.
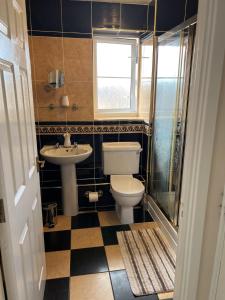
[102,142,145,224]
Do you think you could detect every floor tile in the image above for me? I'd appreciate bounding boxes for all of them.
[105,245,125,271]
[70,247,108,276]
[71,227,103,249]
[98,211,121,226]
[44,230,71,252]
[134,208,153,223]
[44,277,69,300]
[110,270,159,300]
[129,222,159,231]
[71,212,100,229]
[101,225,130,245]
[44,216,71,232]
[158,292,173,299]
[46,250,70,279]
[70,273,114,300]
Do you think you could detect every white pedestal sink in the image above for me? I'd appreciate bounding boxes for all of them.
[40,145,92,216]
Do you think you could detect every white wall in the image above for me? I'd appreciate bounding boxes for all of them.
[196,58,225,299]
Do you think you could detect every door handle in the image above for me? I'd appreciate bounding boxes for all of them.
[36,157,45,172]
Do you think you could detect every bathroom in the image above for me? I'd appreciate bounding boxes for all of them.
[29,0,197,298]
[5,0,225,299]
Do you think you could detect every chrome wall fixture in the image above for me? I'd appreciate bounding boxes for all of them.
[48,103,79,111]
[47,70,64,89]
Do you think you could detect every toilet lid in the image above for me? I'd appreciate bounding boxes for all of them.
[111,175,145,196]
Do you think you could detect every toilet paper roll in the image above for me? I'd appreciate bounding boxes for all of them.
[88,192,99,203]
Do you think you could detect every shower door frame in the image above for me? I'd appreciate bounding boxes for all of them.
[147,17,197,231]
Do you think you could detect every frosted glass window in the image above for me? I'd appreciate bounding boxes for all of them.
[95,39,138,113]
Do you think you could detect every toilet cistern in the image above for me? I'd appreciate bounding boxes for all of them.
[64,132,71,148]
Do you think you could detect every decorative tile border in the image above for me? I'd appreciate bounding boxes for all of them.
[36,122,181,136]
[36,124,147,135]
[143,123,152,136]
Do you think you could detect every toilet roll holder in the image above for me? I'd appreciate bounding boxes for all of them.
[85,190,103,198]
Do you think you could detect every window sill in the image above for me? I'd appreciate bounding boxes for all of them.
[94,112,144,121]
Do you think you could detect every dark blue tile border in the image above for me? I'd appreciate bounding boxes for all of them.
[28,0,62,32]
[92,2,120,29]
[156,0,186,32]
[26,0,152,38]
[28,30,63,37]
[121,4,148,31]
[62,0,92,34]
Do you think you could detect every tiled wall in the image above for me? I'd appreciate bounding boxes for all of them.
[26,0,154,37]
[155,0,198,34]
[38,121,151,213]
[139,38,153,123]
[27,0,154,122]
[30,36,94,121]
[26,0,197,214]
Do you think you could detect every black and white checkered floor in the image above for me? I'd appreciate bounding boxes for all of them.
[43,210,173,300]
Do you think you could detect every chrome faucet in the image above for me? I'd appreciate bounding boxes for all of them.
[55,142,60,148]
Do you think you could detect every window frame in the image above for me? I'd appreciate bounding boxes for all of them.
[93,37,139,118]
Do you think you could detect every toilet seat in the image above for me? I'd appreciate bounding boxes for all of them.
[110,175,145,196]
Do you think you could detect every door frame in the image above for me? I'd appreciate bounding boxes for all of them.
[209,185,225,299]
[174,0,225,299]
[0,264,5,300]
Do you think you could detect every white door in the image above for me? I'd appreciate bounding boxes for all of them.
[0,0,46,299]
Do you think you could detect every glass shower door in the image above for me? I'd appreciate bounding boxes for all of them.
[149,27,194,226]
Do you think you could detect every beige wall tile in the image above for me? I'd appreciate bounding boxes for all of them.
[46,250,70,279]
[98,211,121,226]
[28,36,35,80]
[31,36,63,81]
[105,245,125,271]
[63,38,93,82]
[70,273,114,300]
[64,59,93,82]
[64,81,94,120]
[31,80,37,103]
[66,106,93,121]
[35,106,68,122]
[63,38,92,60]
[29,36,94,121]
[71,227,104,249]
[44,216,71,232]
[34,105,93,122]
[35,80,64,107]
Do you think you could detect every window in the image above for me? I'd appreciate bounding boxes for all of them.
[94,38,138,116]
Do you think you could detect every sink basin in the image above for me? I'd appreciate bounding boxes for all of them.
[40,144,92,165]
[40,144,93,216]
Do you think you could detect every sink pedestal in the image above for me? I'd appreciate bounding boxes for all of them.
[40,144,92,216]
[61,164,78,216]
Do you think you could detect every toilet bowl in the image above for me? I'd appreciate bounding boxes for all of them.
[110,175,145,224]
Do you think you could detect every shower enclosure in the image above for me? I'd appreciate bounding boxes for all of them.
[144,20,196,229]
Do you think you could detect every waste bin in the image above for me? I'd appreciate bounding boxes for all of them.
[43,203,58,228]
